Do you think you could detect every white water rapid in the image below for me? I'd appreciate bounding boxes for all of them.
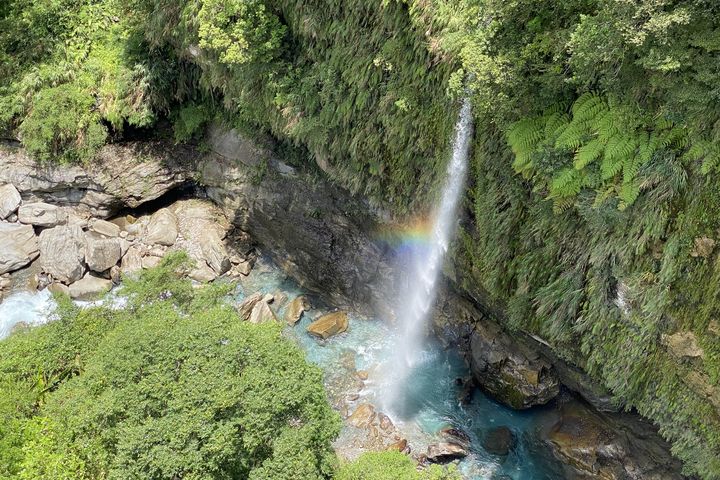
[384,99,473,414]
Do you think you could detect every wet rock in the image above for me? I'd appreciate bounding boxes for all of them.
[38,225,86,284]
[387,439,408,453]
[144,208,178,246]
[0,223,39,274]
[120,245,143,274]
[285,295,310,325]
[378,413,393,431]
[47,282,70,296]
[661,331,704,359]
[18,202,66,227]
[357,370,369,381]
[237,293,263,320]
[85,232,122,273]
[68,273,112,300]
[307,311,349,339]
[482,426,515,456]
[0,184,21,219]
[426,442,468,463]
[249,299,277,324]
[470,320,559,409]
[348,403,376,428]
[440,427,471,449]
[89,218,120,238]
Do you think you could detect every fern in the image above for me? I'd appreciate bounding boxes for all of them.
[574,138,603,169]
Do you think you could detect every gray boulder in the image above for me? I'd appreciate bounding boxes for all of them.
[85,232,122,272]
[0,223,39,274]
[0,184,21,219]
[144,208,178,246]
[89,218,120,237]
[18,202,67,227]
[39,225,86,283]
[68,273,112,300]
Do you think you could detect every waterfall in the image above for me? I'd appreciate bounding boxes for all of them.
[384,99,473,414]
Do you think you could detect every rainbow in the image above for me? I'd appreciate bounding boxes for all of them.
[374,216,435,255]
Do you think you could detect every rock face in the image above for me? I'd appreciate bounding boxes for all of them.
[198,141,394,314]
[68,273,112,300]
[0,223,39,274]
[144,208,178,246]
[0,184,21,219]
[18,202,66,227]
[541,400,686,480]
[85,233,122,272]
[482,426,515,456]
[469,320,559,409]
[248,299,277,324]
[307,311,349,339]
[285,295,310,325]
[38,225,86,283]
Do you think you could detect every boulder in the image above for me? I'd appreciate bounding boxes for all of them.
[248,300,277,324]
[47,282,70,296]
[68,273,112,300]
[440,427,471,449]
[189,264,217,283]
[307,311,349,339]
[661,331,704,359]
[89,218,120,238]
[141,255,163,269]
[38,225,86,284]
[285,295,310,325]
[690,236,715,258]
[0,223,39,274]
[120,245,143,274]
[470,321,559,409]
[172,200,231,275]
[237,293,263,320]
[387,439,408,453]
[348,403,376,428]
[85,232,122,272]
[482,426,515,456]
[18,202,66,227]
[144,208,178,246]
[0,184,21,219]
[426,442,468,463]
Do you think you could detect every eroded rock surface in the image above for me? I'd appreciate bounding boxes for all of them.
[0,184,21,219]
[0,223,39,274]
[38,225,86,284]
[307,311,349,339]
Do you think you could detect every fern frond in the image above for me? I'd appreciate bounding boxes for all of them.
[574,138,603,170]
[572,93,607,123]
[595,109,621,141]
[619,180,641,209]
[555,120,590,150]
[544,112,570,137]
[550,167,584,197]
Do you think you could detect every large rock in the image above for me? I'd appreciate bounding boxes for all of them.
[661,331,704,359]
[120,245,143,274]
[0,184,21,219]
[39,225,86,283]
[68,273,112,300]
[248,299,277,324]
[0,143,196,217]
[469,320,559,409]
[347,403,376,428]
[482,426,515,456]
[144,208,178,246]
[426,442,468,463]
[18,202,66,227]
[0,223,39,274]
[237,293,263,320]
[171,200,230,277]
[85,232,122,272]
[285,295,310,325]
[89,218,120,237]
[307,311,349,339]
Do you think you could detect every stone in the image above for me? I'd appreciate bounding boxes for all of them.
[426,442,468,463]
[171,200,231,275]
[18,202,66,227]
[0,223,39,274]
[469,321,559,409]
[144,208,178,246]
[357,370,369,380]
[110,265,122,284]
[0,184,21,219]
[661,331,704,359]
[237,293,263,320]
[690,236,715,258]
[142,255,163,269]
[38,225,86,284]
[189,264,217,283]
[89,218,121,237]
[440,427,471,449]
[248,300,277,324]
[378,413,393,431]
[482,426,515,456]
[85,232,122,272]
[47,282,70,296]
[285,296,310,325]
[68,273,112,300]
[120,245,143,274]
[348,403,376,428]
[387,439,408,453]
[236,259,253,276]
[307,311,349,339]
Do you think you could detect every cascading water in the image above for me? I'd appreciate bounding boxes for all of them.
[383,98,473,414]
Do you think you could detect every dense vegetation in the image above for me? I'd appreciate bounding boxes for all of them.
[2,0,720,478]
[0,254,341,479]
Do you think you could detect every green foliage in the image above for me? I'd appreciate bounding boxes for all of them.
[0,255,340,479]
[336,452,459,480]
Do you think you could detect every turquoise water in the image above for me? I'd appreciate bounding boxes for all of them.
[237,257,564,479]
